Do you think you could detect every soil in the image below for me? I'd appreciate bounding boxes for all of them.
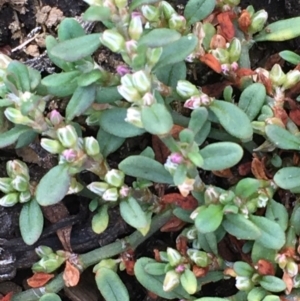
[0,0,299,300]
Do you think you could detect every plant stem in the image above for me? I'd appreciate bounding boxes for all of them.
[11,209,172,301]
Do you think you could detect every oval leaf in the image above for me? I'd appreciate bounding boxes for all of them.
[95,267,129,301]
[40,293,62,301]
[265,199,288,231]
[36,165,71,206]
[119,155,173,184]
[200,142,243,170]
[274,167,300,190]
[184,0,216,25]
[279,50,300,65]
[195,204,223,233]
[259,275,286,293]
[0,125,31,148]
[209,100,253,141]
[92,204,109,234]
[139,29,181,47]
[20,198,44,245]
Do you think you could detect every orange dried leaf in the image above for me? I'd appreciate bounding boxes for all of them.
[63,261,80,287]
[256,259,275,276]
[121,249,135,276]
[283,271,293,294]
[289,109,300,126]
[161,193,198,210]
[238,10,251,32]
[217,12,235,41]
[27,272,54,288]
[160,216,186,232]
[0,292,13,301]
[200,53,222,73]
[210,34,227,49]
[192,265,208,278]
[251,157,268,180]
[236,68,256,77]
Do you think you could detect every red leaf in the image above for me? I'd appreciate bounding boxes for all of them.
[199,53,222,73]
[0,292,13,301]
[217,12,235,41]
[27,272,54,288]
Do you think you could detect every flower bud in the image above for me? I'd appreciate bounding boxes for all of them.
[146,47,163,68]
[228,38,242,63]
[167,247,182,267]
[163,270,180,292]
[235,276,253,291]
[211,48,230,64]
[187,249,209,267]
[0,192,19,207]
[0,178,14,194]
[248,10,268,34]
[142,92,156,106]
[160,1,176,19]
[61,149,77,163]
[219,190,235,205]
[40,138,64,154]
[184,95,201,110]
[84,137,100,156]
[116,65,131,76]
[170,153,184,164]
[6,160,30,180]
[119,185,130,198]
[269,64,286,87]
[125,107,143,128]
[125,40,138,56]
[131,70,151,94]
[286,260,298,277]
[11,175,29,192]
[118,85,141,102]
[176,80,199,98]
[102,187,119,201]
[88,182,109,196]
[35,245,54,258]
[4,108,34,126]
[141,5,160,21]
[283,70,300,90]
[128,13,143,40]
[32,254,65,273]
[57,125,78,148]
[231,62,239,71]
[204,186,220,204]
[67,177,84,194]
[19,190,32,203]
[178,177,195,197]
[105,169,125,187]
[168,14,186,31]
[100,29,125,53]
[48,110,64,126]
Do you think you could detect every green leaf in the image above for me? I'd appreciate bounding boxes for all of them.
[120,197,149,230]
[209,100,253,141]
[139,29,181,47]
[184,0,215,25]
[95,267,129,301]
[249,215,285,250]
[129,0,160,12]
[200,142,243,170]
[42,71,80,92]
[233,261,254,277]
[50,34,101,62]
[251,241,277,265]
[195,298,230,301]
[97,128,125,157]
[265,124,300,150]
[291,203,300,235]
[234,178,262,199]
[77,69,103,87]
[99,107,145,138]
[222,213,261,240]
[198,232,219,255]
[0,125,31,148]
[83,6,111,22]
[259,275,286,293]
[155,61,186,88]
[7,61,31,93]
[238,83,266,121]
[119,155,173,184]
[39,293,62,301]
[66,85,96,121]
[16,130,38,148]
[135,257,191,300]
[274,167,300,190]
[144,262,167,276]
[154,34,198,70]
[195,204,223,233]
[19,198,44,245]
[35,165,71,206]
[188,107,208,135]
[92,204,109,234]
[265,199,288,231]
[57,18,86,41]
[95,86,122,104]
[254,17,300,42]
[279,50,300,65]
[194,120,211,145]
[141,103,173,135]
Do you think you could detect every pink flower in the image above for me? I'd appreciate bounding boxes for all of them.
[170,153,184,164]
[62,149,77,162]
[49,110,63,126]
[116,65,131,76]
[175,264,185,273]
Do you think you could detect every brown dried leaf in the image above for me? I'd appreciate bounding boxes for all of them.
[251,157,269,180]
[160,216,186,232]
[192,265,208,278]
[161,193,198,210]
[210,34,227,49]
[289,108,300,126]
[0,292,13,301]
[199,53,222,73]
[283,271,294,295]
[63,261,80,287]
[212,168,233,178]
[27,272,54,288]
[217,12,235,41]
[273,106,288,125]
[238,10,251,32]
[176,235,188,255]
[263,53,283,70]
[255,259,275,276]
[238,162,252,176]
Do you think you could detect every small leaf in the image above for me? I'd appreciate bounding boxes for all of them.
[209,100,253,141]
[259,275,286,293]
[238,83,266,121]
[265,124,300,150]
[274,167,300,190]
[16,130,38,148]
[251,241,277,268]
[119,155,173,184]
[188,107,208,135]
[83,6,111,22]
[141,103,173,135]
[184,0,216,25]
[139,29,181,47]
[135,257,190,300]
[27,272,54,288]
[97,128,125,157]
[50,34,101,62]
[290,203,300,235]
[200,142,243,170]
[120,197,149,230]
[254,17,300,42]
[249,215,285,250]
[154,35,198,70]
[95,86,122,103]
[66,85,96,121]
[36,165,71,206]
[144,262,167,275]
[99,108,145,138]
[63,261,80,287]
[19,198,44,245]
[58,18,86,41]
[279,50,300,65]
[7,61,31,92]
[195,204,223,233]
[0,125,31,148]
[92,204,109,234]
[39,293,62,301]
[265,199,288,231]
[95,267,129,301]
[222,213,261,240]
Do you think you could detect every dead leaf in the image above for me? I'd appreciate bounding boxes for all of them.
[238,10,251,32]
[283,271,294,295]
[161,193,198,210]
[199,53,222,73]
[212,168,233,178]
[273,106,288,125]
[63,261,80,287]
[238,162,252,176]
[289,108,300,126]
[0,292,13,301]
[210,34,227,49]
[160,216,186,232]
[251,157,269,180]
[27,272,54,288]
[217,12,235,41]
[120,249,135,276]
[176,235,188,255]
[192,265,208,278]
[255,259,275,276]
[264,53,283,70]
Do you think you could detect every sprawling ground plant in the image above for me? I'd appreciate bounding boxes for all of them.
[1,0,300,300]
